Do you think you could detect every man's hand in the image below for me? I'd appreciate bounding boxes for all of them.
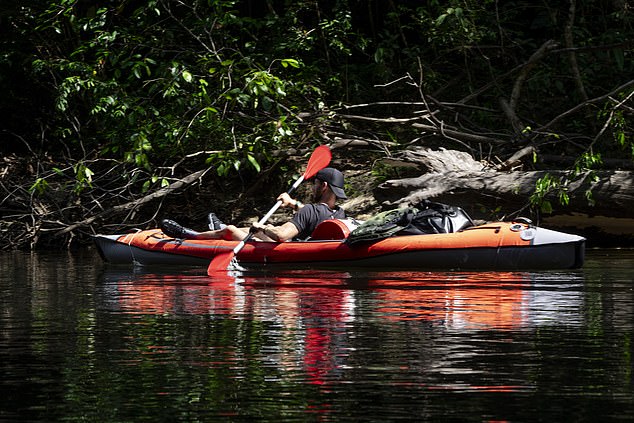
[277,192,303,210]
[277,192,294,208]
[251,222,279,241]
[251,222,267,233]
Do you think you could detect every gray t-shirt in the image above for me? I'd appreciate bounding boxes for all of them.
[290,203,345,240]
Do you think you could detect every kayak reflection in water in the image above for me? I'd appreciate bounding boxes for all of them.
[160,167,347,242]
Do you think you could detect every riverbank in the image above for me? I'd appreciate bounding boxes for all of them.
[1,150,632,250]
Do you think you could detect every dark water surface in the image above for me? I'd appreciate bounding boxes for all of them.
[1,248,633,422]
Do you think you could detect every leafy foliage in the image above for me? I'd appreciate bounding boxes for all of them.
[0,0,632,247]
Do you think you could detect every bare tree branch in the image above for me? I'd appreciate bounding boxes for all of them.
[535,79,634,135]
[54,168,210,236]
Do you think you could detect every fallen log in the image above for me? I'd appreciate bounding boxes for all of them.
[375,148,634,245]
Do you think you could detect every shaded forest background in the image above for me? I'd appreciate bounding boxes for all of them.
[0,0,632,249]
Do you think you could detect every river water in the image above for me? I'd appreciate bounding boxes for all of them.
[1,248,633,422]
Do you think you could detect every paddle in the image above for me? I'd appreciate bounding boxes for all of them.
[207,145,332,274]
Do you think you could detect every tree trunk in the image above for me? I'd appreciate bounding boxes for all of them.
[374,148,634,244]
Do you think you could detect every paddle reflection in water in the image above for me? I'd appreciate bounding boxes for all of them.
[101,268,357,387]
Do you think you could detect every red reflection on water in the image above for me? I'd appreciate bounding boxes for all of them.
[368,272,528,329]
[113,272,238,315]
[298,288,350,386]
[425,384,524,393]
[108,270,530,328]
[103,269,530,416]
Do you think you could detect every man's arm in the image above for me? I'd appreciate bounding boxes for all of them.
[253,221,299,242]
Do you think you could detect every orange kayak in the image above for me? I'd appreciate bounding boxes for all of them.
[94,220,585,270]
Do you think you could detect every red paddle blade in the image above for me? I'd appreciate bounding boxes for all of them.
[207,251,235,275]
[303,145,331,180]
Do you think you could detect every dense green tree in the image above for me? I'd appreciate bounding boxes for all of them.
[0,0,632,248]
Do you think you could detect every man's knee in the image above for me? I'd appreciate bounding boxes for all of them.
[222,225,242,241]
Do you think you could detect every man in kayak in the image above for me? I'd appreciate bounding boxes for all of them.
[160,167,347,242]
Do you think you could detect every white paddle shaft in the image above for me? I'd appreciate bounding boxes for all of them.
[231,175,305,255]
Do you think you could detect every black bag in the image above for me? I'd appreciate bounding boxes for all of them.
[346,200,474,244]
[399,200,474,235]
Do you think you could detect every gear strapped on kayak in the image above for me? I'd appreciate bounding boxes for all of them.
[346,200,475,244]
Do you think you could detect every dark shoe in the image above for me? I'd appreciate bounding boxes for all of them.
[161,219,201,239]
[207,212,226,230]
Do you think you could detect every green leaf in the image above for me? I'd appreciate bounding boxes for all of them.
[559,191,569,206]
[247,154,260,172]
[541,200,553,214]
[281,58,300,68]
[84,167,94,182]
[29,178,49,195]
